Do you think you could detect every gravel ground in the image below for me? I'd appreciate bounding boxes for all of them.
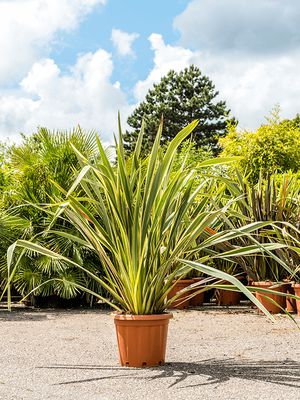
[0,307,299,400]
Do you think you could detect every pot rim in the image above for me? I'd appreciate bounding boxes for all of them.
[292,283,300,288]
[192,277,205,282]
[252,281,287,286]
[114,313,173,321]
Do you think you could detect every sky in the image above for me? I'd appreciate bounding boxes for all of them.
[0,0,300,143]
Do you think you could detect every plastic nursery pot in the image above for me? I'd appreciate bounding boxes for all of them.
[285,282,296,313]
[215,287,241,306]
[252,281,287,314]
[292,284,300,316]
[189,278,205,307]
[167,279,194,309]
[114,313,173,367]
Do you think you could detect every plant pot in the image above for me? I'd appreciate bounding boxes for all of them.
[292,283,300,316]
[189,278,204,307]
[285,282,296,313]
[114,313,173,367]
[252,281,287,314]
[167,279,194,309]
[216,287,241,306]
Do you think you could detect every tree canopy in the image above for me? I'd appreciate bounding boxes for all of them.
[124,65,233,155]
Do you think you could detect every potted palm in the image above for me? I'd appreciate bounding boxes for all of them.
[5,119,286,367]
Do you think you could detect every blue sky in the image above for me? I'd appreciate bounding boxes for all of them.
[54,2,187,77]
[52,0,189,101]
[0,0,299,142]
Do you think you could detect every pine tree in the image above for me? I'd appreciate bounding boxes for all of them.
[124,65,233,155]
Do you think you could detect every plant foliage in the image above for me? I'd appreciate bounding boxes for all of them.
[5,118,287,318]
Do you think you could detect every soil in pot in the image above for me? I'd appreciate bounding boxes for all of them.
[252,281,287,314]
[292,284,300,316]
[114,313,173,367]
[215,287,241,306]
[167,279,194,309]
[189,277,204,307]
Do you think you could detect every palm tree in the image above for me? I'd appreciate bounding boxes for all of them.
[1,126,108,305]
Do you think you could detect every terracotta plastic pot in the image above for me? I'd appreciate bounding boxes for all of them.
[285,282,296,313]
[167,279,194,309]
[114,313,173,367]
[252,281,287,314]
[189,278,204,307]
[216,288,241,306]
[292,283,300,316]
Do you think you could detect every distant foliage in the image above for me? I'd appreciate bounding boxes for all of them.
[172,140,212,173]
[219,110,300,182]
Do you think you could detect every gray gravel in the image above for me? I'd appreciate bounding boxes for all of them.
[0,307,299,400]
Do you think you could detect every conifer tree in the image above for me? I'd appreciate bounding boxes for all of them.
[124,65,233,155]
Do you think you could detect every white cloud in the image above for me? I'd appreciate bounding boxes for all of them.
[193,52,300,129]
[0,50,133,143]
[111,28,139,57]
[1,0,299,143]
[154,0,300,129]
[134,34,198,101]
[0,0,105,85]
[132,29,300,129]
[174,0,300,55]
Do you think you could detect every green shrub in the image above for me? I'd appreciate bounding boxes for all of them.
[219,110,300,182]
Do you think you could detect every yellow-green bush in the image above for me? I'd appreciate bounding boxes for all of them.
[219,111,300,182]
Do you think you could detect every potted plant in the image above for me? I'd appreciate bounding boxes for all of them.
[277,218,300,314]
[285,283,296,313]
[189,273,206,307]
[292,282,300,316]
[167,275,194,309]
[214,261,243,306]
[218,172,300,313]
[167,262,203,309]
[241,244,290,313]
[285,232,300,315]
[5,119,285,367]
[244,244,289,314]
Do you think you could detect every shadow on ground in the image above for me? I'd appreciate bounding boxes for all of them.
[40,358,300,388]
[0,309,49,321]
[0,308,112,321]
